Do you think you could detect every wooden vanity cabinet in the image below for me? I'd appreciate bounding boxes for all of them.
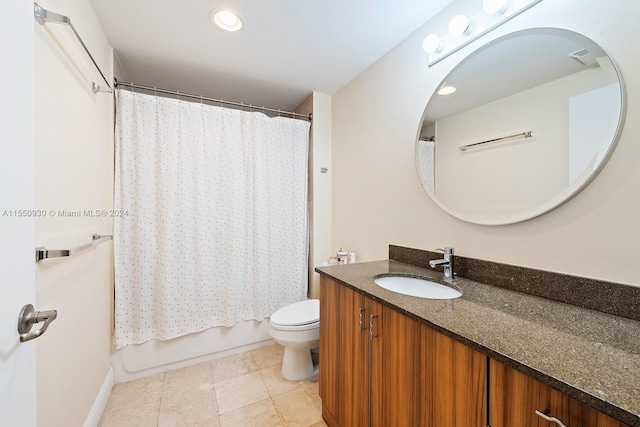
[319,276,486,427]
[489,359,629,427]
[320,276,632,427]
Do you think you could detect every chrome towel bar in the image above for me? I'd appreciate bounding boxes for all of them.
[35,234,112,263]
[459,131,533,152]
[33,3,112,94]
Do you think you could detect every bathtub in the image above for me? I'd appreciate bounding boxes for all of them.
[111,319,273,383]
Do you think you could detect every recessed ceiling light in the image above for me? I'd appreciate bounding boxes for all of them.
[210,9,245,32]
[437,85,457,95]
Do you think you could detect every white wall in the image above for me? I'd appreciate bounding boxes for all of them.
[34,1,114,425]
[310,92,332,298]
[332,0,640,286]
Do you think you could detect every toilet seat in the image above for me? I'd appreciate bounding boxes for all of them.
[270,320,319,332]
[270,299,319,328]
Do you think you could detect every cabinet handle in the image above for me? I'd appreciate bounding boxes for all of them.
[369,314,378,340]
[358,307,366,331]
[535,410,567,427]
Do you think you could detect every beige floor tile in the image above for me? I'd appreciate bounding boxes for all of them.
[104,373,165,414]
[185,421,222,427]
[100,347,323,426]
[158,387,219,427]
[303,374,319,387]
[219,399,283,427]
[272,382,323,427]
[212,351,259,383]
[163,361,214,396]
[99,400,160,427]
[259,364,307,397]
[215,371,270,414]
[250,343,284,369]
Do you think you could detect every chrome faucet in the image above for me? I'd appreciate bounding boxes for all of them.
[429,247,454,279]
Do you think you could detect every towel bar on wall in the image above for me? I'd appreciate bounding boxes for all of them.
[459,131,533,152]
[33,2,112,94]
[35,234,113,263]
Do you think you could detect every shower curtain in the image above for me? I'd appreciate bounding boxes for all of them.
[418,139,435,195]
[113,89,310,349]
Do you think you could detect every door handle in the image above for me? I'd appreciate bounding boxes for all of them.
[18,304,57,342]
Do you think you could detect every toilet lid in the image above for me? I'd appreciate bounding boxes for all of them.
[270,299,319,327]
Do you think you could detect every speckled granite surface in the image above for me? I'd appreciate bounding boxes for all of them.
[389,244,640,321]
[315,260,640,426]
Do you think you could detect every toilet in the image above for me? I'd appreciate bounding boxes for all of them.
[268,299,320,381]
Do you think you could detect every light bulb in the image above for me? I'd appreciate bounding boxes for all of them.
[211,9,245,31]
[448,15,473,37]
[483,0,510,14]
[217,11,238,27]
[422,34,443,53]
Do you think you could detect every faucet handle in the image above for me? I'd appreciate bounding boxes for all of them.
[435,247,454,255]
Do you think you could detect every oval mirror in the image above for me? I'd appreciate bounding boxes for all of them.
[416,28,625,225]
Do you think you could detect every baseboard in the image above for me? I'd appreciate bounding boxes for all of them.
[83,366,114,427]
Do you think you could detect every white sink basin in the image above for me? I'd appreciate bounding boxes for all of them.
[374,275,462,299]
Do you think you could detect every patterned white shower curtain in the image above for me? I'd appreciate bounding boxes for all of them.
[417,139,435,195]
[113,89,310,349]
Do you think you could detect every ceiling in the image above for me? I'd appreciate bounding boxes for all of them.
[89,0,455,111]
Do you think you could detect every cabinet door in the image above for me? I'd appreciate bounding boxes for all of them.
[338,284,370,427]
[319,276,370,427]
[319,276,341,426]
[490,359,629,427]
[420,323,487,426]
[371,303,422,427]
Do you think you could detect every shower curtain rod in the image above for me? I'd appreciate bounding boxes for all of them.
[114,79,312,121]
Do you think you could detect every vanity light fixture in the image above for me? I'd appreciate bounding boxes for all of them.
[483,0,510,14]
[210,9,245,32]
[424,0,542,67]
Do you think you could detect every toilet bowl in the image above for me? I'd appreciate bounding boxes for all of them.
[268,299,320,381]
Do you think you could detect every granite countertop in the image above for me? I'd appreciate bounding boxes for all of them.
[315,260,640,426]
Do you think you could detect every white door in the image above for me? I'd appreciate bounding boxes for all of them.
[0,1,37,425]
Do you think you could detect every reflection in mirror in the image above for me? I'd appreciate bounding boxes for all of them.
[416,28,625,225]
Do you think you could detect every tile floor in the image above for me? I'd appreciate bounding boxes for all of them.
[99,344,327,427]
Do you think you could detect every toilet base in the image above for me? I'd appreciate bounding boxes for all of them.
[281,347,316,381]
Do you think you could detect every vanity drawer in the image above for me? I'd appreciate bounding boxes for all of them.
[489,359,629,427]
